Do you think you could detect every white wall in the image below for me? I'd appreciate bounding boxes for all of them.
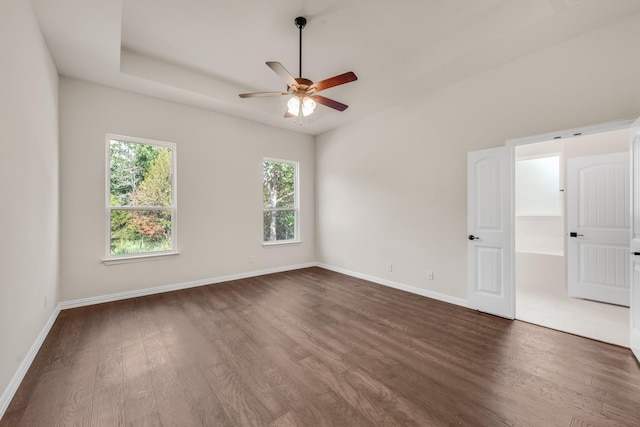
[0,0,59,404]
[316,12,640,300]
[59,78,315,301]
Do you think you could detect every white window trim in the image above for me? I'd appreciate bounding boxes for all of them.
[102,252,180,266]
[103,133,178,264]
[263,157,301,246]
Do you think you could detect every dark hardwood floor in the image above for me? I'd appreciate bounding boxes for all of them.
[2,267,639,426]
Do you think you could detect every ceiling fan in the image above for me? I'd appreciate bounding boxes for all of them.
[239,16,357,119]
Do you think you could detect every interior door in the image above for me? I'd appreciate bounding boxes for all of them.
[567,152,630,307]
[468,146,514,319]
[629,119,640,362]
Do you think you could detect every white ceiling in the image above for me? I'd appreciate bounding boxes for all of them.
[30,0,640,136]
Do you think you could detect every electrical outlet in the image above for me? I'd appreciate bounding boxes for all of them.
[387,263,393,272]
[427,271,434,281]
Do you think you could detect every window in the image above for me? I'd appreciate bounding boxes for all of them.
[263,159,298,243]
[515,154,561,216]
[106,134,177,260]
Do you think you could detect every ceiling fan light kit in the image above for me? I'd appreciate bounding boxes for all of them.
[287,94,316,117]
[239,16,357,121]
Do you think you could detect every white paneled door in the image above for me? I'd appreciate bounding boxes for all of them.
[567,152,630,307]
[629,118,640,362]
[467,146,514,319]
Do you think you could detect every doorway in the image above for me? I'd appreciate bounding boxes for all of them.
[514,128,630,347]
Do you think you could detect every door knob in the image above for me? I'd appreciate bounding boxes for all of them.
[569,232,584,238]
[468,235,480,241]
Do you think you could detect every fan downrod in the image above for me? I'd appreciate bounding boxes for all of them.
[295,17,307,78]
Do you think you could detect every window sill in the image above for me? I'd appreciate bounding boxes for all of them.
[262,240,302,247]
[102,251,180,266]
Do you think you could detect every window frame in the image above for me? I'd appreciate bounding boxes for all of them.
[262,157,300,246]
[104,133,178,264]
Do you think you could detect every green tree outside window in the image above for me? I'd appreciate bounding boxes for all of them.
[108,138,175,256]
[263,160,297,242]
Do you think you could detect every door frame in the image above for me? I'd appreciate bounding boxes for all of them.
[629,118,640,361]
[504,119,634,318]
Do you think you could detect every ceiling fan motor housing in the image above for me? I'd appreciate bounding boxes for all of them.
[294,78,313,91]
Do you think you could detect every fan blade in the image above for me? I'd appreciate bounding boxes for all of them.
[284,110,295,118]
[310,72,357,93]
[239,91,289,98]
[267,62,298,88]
[313,95,348,112]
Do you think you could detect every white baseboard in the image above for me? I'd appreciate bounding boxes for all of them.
[0,304,61,420]
[58,261,467,311]
[59,262,316,310]
[316,263,468,308]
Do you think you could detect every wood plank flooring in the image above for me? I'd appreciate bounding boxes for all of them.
[2,267,639,426]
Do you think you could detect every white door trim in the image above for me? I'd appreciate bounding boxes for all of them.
[506,120,635,148]
[628,118,640,362]
[504,119,634,341]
